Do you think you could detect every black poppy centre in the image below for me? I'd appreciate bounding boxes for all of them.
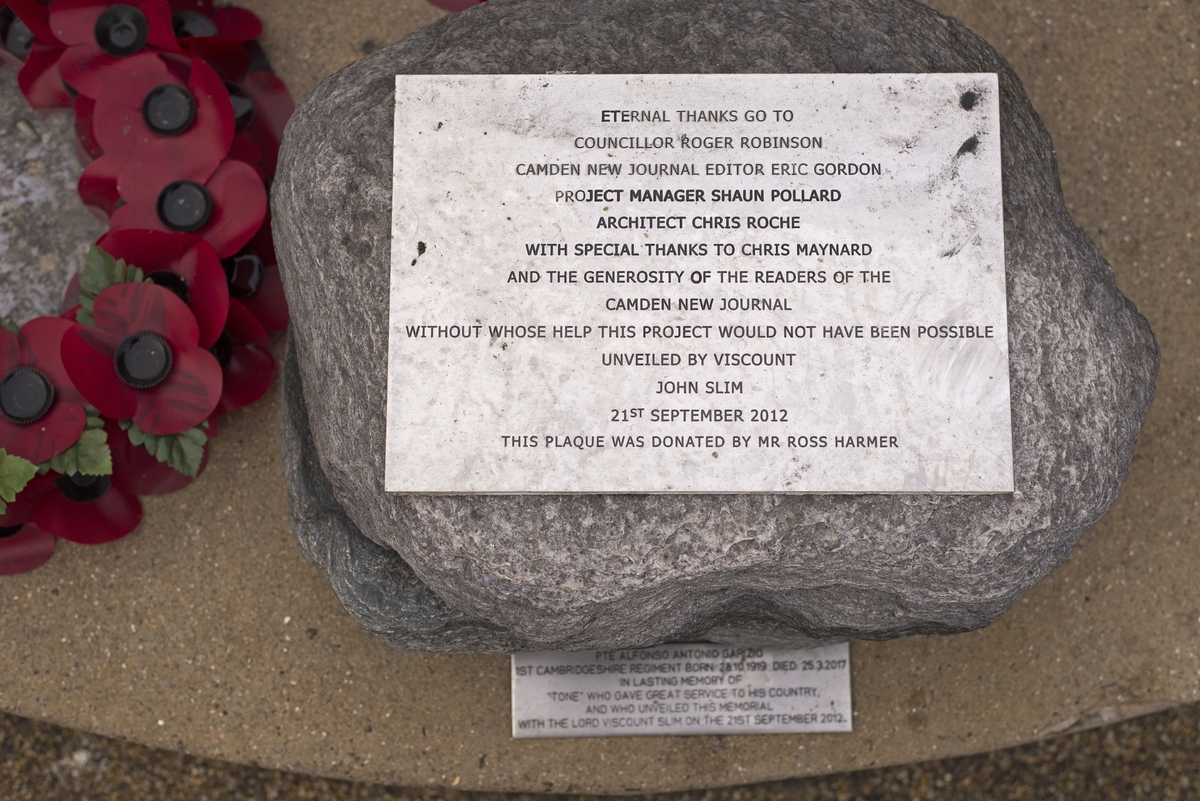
[56,473,111,504]
[157,180,212,232]
[114,332,172,389]
[94,5,149,57]
[143,84,196,136]
[222,250,263,297]
[0,366,54,424]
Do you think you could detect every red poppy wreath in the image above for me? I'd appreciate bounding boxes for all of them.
[0,0,300,575]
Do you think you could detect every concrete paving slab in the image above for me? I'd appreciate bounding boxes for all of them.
[0,0,1196,793]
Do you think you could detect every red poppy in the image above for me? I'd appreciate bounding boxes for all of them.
[106,416,205,495]
[0,316,87,464]
[211,298,271,415]
[97,229,229,348]
[32,470,141,544]
[88,52,233,184]
[54,0,182,99]
[224,215,287,331]
[61,281,222,435]
[0,523,56,574]
[107,157,266,258]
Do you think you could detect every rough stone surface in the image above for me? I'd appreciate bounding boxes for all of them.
[281,337,525,652]
[273,0,1159,651]
[0,71,105,323]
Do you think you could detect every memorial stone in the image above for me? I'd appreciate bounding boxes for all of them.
[273,0,1158,651]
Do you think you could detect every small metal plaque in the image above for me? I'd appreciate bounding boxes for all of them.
[511,643,852,738]
[387,74,1012,493]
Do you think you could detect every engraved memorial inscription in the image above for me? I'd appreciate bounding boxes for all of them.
[386,74,1012,493]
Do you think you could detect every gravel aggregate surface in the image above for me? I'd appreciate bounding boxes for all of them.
[3,703,1197,800]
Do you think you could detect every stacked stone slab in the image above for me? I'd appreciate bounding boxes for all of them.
[273,0,1158,652]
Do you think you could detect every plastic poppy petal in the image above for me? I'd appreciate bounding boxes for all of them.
[46,0,97,45]
[8,0,57,45]
[106,198,163,235]
[0,474,56,527]
[34,484,142,544]
[19,316,85,405]
[242,70,294,179]
[241,260,288,332]
[108,418,206,495]
[140,0,180,52]
[199,159,266,258]
[214,300,272,415]
[179,36,246,82]
[208,6,260,41]
[0,525,56,575]
[97,229,199,272]
[227,131,260,165]
[78,154,121,217]
[73,94,103,163]
[133,345,221,434]
[177,53,236,170]
[60,326,138,419]
[59,45,128,99]
[17,44,71,109]
[215,338,273,415]
[92,281,200,349]
[182,241,229,348]
[0,401,87,464]
[224,297,269,348]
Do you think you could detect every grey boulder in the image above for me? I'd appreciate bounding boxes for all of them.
[272,0,1158,651]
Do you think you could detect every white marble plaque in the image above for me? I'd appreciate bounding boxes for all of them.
[511,643,852,738]
[387,74,1012,493]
